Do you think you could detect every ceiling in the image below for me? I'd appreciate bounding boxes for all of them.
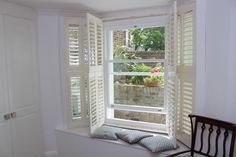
[5,0,173,13]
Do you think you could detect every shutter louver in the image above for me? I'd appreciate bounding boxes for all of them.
[97,25,103,65]
[89,76,97,127]
[176,8,195,146]
[182,81,192,134]
[89,21,96,66]
[183,11,193,67]
[166,0,177,148]
[68,24,80,65]
[177,15,181,66]
[97,74,105,123]
[87,13,105,134]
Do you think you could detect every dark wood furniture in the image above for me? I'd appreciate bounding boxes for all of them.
[167,114,236,157]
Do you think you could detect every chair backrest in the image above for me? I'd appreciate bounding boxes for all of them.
[189,114,236,157]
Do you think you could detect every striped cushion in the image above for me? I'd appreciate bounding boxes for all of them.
[116,130,153,144]
[139,135,175,153]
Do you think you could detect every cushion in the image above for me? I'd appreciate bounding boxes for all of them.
[91,126,122,140]
[116,130,153,144]
[139,135,175,153]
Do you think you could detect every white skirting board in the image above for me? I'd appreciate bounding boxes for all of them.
[43,151,59,157]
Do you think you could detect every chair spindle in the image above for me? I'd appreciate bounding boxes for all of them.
[199,123,206,152]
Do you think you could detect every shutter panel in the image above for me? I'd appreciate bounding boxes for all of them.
[65,18,89,128]
[87,13,105,134]
[176,8,195,146]
[166,0,177,148]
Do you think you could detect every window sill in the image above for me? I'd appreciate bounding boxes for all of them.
[55,127,188,156]
[55,127,146,150]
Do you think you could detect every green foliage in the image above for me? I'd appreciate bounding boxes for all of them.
[130,64,151,85]
[113,46,136,75]
[113,46,135,60]
[130,63,164,85]
[143,76,164,85]
[131,63,151,72]
[130,27,165,51]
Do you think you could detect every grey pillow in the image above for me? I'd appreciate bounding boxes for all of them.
[139,135,175,153]
[91,126,122,140]
[116,130,153,144]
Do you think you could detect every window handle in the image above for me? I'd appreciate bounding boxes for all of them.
[4,113,11,120]
[11,112,16,119]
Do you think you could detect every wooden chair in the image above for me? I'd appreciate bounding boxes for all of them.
[167,114,236,157]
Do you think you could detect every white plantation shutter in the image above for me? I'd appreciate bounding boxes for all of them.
[176,6,195,146]
[166,0,177,148]
[65,18,89,128]
[87,13,105,134]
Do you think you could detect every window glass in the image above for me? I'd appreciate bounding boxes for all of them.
[70,77,81,119]
[108,26,166,125]
[114,110,166,124]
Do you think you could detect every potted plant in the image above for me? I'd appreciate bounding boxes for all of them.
[143,64,164,87]
[144,77,161,87]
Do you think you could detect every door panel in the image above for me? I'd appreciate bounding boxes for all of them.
[11,112,40,157]
[0,14,12,157]
[5,16,40,157]
[5,16,35,109]
[0,124,12,157]
[0,14,6,115]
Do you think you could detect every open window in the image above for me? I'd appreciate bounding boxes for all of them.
[104,16,168,132]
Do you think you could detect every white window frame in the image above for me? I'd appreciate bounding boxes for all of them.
[104,16,169,132]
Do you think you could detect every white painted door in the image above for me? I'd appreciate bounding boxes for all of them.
[5,16,41,157]
[0,14,13,157]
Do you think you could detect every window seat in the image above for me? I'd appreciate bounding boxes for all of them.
[55,127,188,157]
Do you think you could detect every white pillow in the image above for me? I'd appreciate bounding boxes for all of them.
[116,130,153,144]
[139,135,175,153]
[91,126,122,140]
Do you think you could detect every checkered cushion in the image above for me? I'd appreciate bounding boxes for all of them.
[116,130,153,144]
[139,135,175,153]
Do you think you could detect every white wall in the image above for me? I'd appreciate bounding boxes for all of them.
[38,13,63,157]
[227,0,236,122]
[203,0,236,123]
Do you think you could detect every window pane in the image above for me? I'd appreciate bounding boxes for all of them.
[109,26,166,125]
[112,27,165,60]
[114,110,166,124]
[112,27,165,108]
[114,75,164,107]
[70,77,81,119]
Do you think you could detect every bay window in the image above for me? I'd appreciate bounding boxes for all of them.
[63,0,195,147]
